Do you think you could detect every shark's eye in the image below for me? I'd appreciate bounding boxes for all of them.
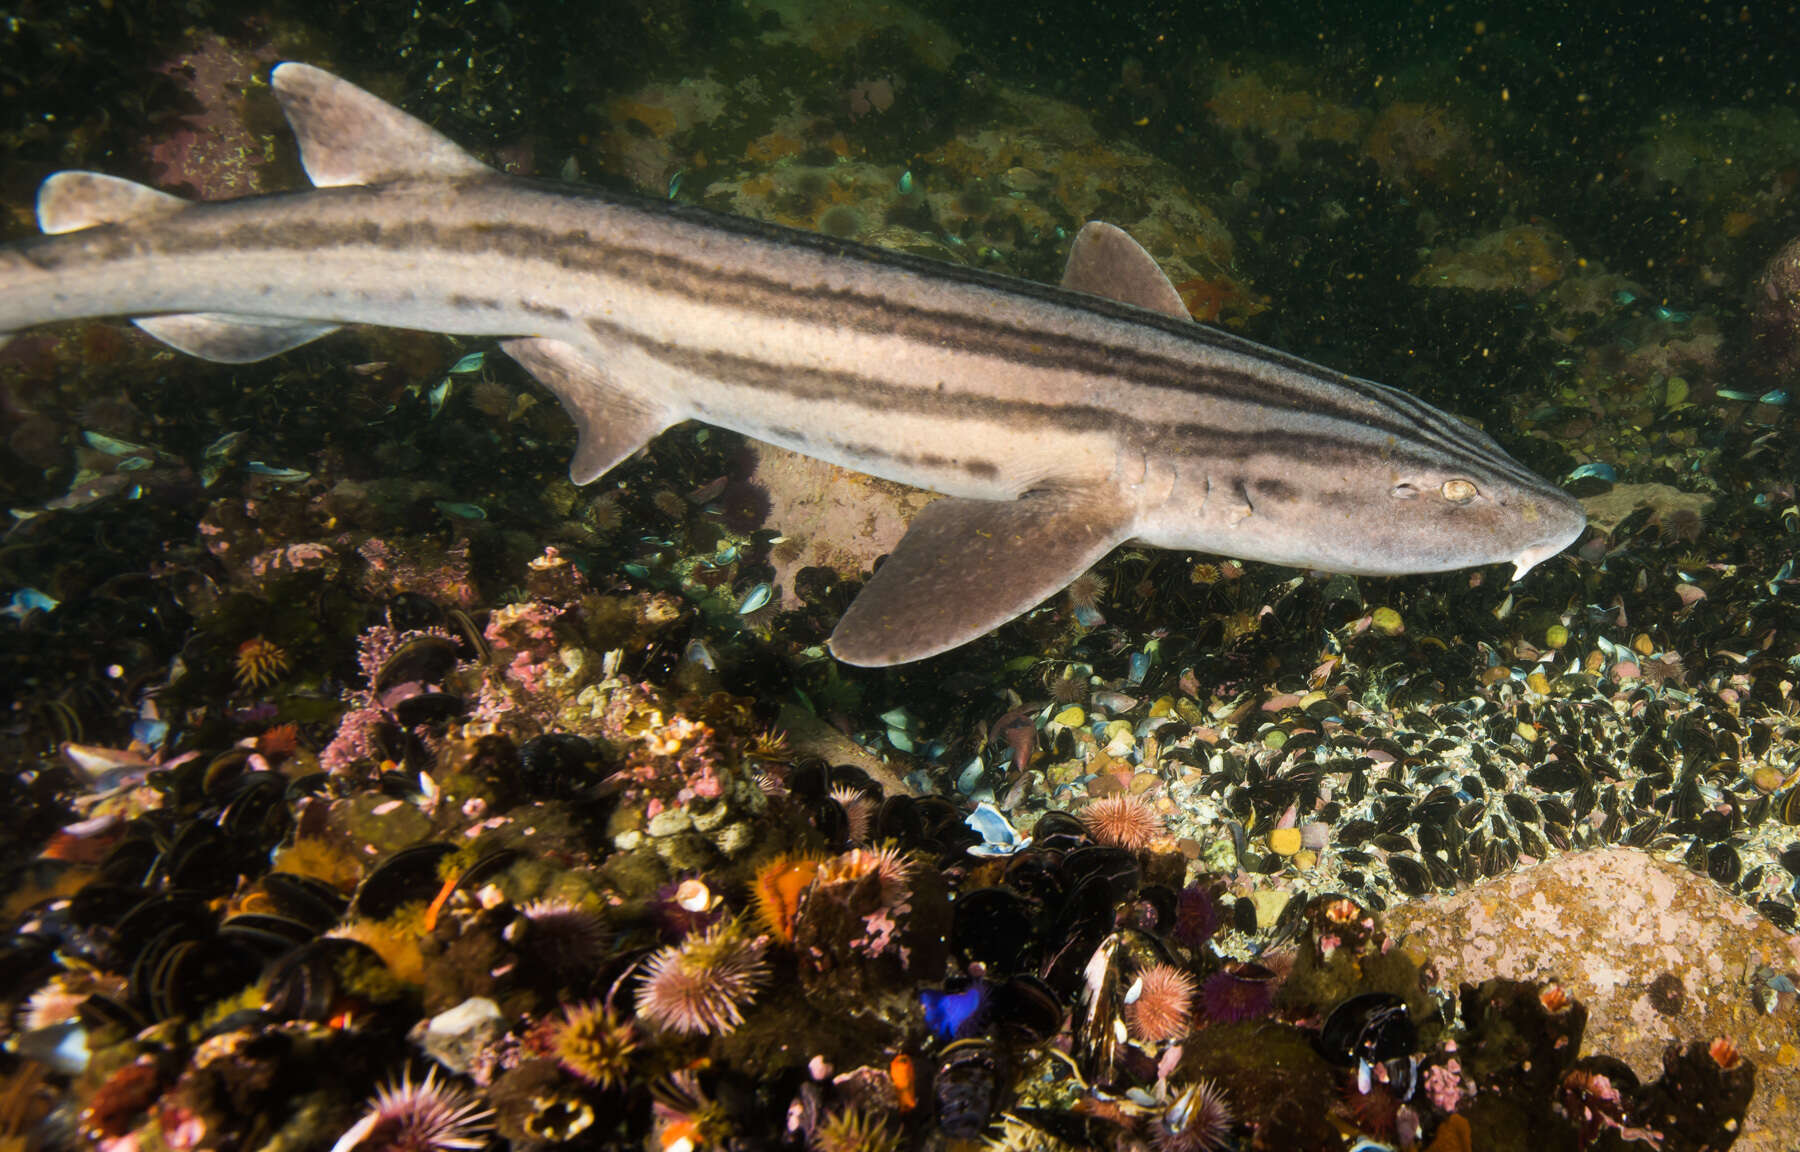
[1441,479,1479,503]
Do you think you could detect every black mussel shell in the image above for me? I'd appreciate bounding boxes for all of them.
[142,933,263,1020]
[373,633,461,694]
[0,934,57,1002]
[217,913,320,955]
[872,795,926,848]
[1033,810,1088,852]
[459,846,522,891]
[1001,850,1065,905]
[350,842,457,920]
[988,973,1064,1043]
[1707,842,1741,885]
[78,992,148,1035]
[260,872,348,930]
[935,1038,1002,1140]
[202,746,257,796]
[388,688,467,728]
[952,886,1038,974]
[264,936,387,1022]
[805,794,851,846]
[112,892,212,963]
[784,758,832,802]
[216,771,292,845]
[1387,854,1431,897]
[1317,992,1417,1067]
[156,822,240,894]
[1059,846,1139,905]
[285,772,330,807]
[383,592,448,634]
[97,828,163,888]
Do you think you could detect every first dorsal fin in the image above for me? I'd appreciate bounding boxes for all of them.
[270,62,492,188]
[1060,221,1191,320]
[37,172,187,235]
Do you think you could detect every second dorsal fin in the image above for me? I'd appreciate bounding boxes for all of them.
[269,62,493,188]
[1060,221,1191,320]
[37,172,187,235]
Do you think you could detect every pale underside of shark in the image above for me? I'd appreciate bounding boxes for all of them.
[0,64,1587,665]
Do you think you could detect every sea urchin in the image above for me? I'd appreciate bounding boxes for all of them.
[329,1066,493,1152]
[1079,794,1162,851]
[552,1000,637,1089]
[1125,963,1197,1042]
[1155,1078,1233,1152]
[634,920,769,1036]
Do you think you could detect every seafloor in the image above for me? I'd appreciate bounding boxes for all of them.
[0,1,1796,1150]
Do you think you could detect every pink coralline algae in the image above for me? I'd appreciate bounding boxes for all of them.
[1422,1057,1465,1112]
[470,600,574,727]
[318,625,461,775]
[248,542,339,581]
[356,537,479,609]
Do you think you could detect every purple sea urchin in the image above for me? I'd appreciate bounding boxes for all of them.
[329,1067,493,1152]
[634,920,769,1036]
[1199,962,1276,1024]
[518,897,607,978]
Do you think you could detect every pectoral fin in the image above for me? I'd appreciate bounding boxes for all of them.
[501,337,679,484]
[829,488,1134,666]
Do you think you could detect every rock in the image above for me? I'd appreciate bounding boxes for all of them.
[1386,847,1800,1151]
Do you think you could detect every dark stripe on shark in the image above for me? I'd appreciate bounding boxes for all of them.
[586,314,1529,485]
[48,201,1461,457]
[34,195,1540,489]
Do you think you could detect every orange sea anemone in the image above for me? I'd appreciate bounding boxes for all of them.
[750,854,822,944]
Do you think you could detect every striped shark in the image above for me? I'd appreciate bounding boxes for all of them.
[0,64,1585,666]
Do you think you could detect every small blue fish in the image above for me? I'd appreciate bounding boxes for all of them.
[897,169,914,195]
[667,170,684,199]
[447,351,486,374]
[965,800,1031,857]
[245,462,312,484]
[433,500,487,520]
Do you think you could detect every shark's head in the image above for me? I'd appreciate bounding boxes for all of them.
[1143,385,1588,583]
[1354,447,1590,580]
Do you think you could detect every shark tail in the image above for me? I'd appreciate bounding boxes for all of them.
[31,170,340,362]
